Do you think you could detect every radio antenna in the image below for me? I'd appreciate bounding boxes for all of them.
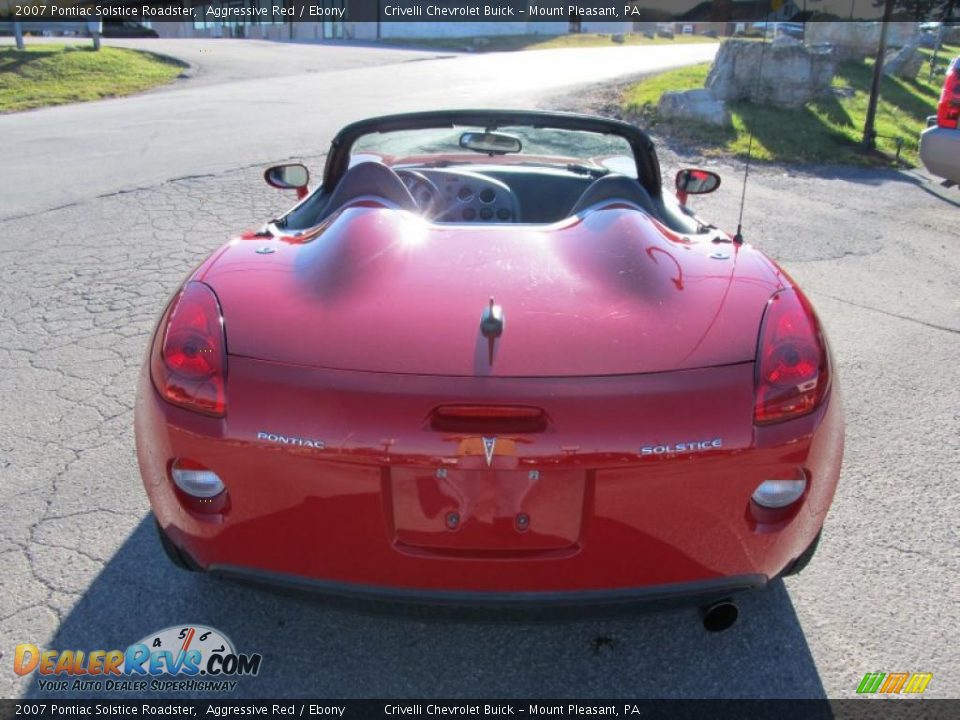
[733,11,775,245]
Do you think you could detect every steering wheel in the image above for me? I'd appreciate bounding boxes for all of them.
[396,170,440,217]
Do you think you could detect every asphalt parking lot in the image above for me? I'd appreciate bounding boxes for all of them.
[0,40,958,700]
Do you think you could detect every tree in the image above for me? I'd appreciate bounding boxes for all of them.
[873,0,945,21]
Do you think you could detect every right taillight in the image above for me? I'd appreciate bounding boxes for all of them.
[937,60,960,129]
[150,281,227,417]
[754,288,830,425]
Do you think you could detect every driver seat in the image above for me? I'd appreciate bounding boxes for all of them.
[320,161,419,221]
[568,174,658,218]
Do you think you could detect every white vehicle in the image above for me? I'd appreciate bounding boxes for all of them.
[919,56,960,186]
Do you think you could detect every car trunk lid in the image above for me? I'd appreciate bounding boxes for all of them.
[204,206,782,377]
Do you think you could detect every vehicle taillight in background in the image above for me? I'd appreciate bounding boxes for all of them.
[150,282,227,417]
[754,288,831,425]
[937,59,960,130]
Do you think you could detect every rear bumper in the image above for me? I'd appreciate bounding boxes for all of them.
[136,356,844,597]
[919,125,960,183]
[209,562,767,616]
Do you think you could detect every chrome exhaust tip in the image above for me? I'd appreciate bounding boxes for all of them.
[701,599,739,632]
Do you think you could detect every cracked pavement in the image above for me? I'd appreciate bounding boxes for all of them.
[0,46,958,701]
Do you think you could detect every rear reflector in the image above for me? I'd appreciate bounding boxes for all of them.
[171,458,224,498]
[752,473,807,509]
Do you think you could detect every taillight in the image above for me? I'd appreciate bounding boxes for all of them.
[937,60,960,129]
[150,282,227,417]
[754,288,830,425]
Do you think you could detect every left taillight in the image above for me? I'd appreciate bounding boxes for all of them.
[150,281,227,417]
[754,288,830,425]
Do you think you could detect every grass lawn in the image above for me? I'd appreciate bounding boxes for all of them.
[0,44,186,114]
[623,44,960,167]
[383,33,717,53]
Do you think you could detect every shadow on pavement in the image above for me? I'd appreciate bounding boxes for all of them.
[25,515,827,699]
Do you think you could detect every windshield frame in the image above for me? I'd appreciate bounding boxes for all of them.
[323,110,663,198]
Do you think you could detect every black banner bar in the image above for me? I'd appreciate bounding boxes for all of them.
[2,700,960,720]
[0,0,904,23]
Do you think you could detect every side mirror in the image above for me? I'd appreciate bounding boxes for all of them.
[264,163,310,199]
[676,168,721,198]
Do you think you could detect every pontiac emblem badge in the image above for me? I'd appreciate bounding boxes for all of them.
[482,437,497,467]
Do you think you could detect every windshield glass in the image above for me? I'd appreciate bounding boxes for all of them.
[352,126,638,178]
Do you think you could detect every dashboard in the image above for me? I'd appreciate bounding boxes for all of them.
[397,169,522,223]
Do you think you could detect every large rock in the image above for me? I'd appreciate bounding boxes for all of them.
[884,41,923,79]
[706,38,837,108]
[658,88,731,127]
[772,35,803,48]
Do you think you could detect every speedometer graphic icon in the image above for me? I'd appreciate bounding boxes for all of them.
[130,625,236,675]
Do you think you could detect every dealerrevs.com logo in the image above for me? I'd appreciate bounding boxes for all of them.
[14,625,262,693]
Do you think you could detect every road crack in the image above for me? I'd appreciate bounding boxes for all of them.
[808,291,960,335]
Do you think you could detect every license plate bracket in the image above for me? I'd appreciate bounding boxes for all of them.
[389,468,586,551]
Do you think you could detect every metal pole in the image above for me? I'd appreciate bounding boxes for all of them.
[13,20,24,50]
[862,0,894,150]
[88,19,101,50]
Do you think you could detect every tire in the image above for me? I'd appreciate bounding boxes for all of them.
[782,528,822,577]
[155,520,197,572]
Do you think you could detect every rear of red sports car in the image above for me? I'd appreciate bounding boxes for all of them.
[135,111,843,619]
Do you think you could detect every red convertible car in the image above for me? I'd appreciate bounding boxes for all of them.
[135,110,843,630]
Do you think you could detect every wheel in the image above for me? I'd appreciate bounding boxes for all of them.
[782,528,822,577]
[154,519,197,572]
